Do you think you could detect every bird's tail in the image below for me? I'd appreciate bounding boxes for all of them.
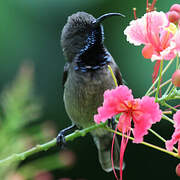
[93,133,122,172]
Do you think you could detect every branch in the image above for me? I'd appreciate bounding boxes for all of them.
[0,122,106,166]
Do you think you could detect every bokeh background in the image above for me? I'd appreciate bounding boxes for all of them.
[0,0,179,179]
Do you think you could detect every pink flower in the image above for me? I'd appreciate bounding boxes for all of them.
[94,85,162,180]
[94,85,162,142]
[166,110,180,154]
[124,11,176,61]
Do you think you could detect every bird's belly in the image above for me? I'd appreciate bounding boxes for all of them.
[63,72,115,134]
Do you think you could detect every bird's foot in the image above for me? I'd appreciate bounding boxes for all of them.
[56,124,77,148]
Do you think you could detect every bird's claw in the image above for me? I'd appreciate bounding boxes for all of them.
[56,130,66,148]
[56,124,77,148]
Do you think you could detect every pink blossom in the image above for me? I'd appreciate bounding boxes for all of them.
[166,110,180,154]
[94,85,162,142]
[94,85,162,180]
[124,11,176,61]
[94,86,133,124]
[133,96,162,143]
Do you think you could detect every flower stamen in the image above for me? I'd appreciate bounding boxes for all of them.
[164,23,177,35]
[133,8,137,20]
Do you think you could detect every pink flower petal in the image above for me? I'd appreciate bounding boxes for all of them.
[117,113,131,132]
[142,44,154,59]
[174,30,180,55]
[124,18,148,45]
[145,11,169,40]
[165,111,180,152]
[166,139,175,151]
[133,96,162,143]
[174,110,180,129]
[124,11,168,47]
[139,96,162,123]
[94,85,133,124]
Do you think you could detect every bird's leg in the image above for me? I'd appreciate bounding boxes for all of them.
[108,117,116,130]
[56,124,77,147]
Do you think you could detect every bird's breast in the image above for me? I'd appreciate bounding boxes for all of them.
[63,65,116,130]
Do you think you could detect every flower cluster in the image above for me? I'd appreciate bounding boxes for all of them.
[93,2,180,180]
[124,4,180,84]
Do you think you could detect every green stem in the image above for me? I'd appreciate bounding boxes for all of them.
[148,79,171,96]
[149,128,178,153]
[104,127,179,158]
[149,128,166,143]
[166,86,176,99]
[163,102,178,112]
[0,122,106,166]
[145,59,174,96]
[162,114,174,124]
[176,55,179,69]
[164,82,172,96]
[155,60,163,101]
[163,111,172,115]
[157,89,180,102]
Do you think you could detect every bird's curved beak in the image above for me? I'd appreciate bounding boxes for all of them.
[93,12,125,26]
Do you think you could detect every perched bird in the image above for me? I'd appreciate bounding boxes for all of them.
[58,11,124,172]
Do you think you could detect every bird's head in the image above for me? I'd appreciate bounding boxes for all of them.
[61,12,124,62]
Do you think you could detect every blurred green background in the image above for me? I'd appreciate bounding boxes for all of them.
[0,0,180,179]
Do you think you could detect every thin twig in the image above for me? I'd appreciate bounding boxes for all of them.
[0,122,106,166]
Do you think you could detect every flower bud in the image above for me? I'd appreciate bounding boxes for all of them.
[176,163,180,177]
[167,11,180,23]
[172,70,180,87]
[170,4,180,13]
[167,4,180,24]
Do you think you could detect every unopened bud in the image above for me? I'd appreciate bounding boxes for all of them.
[167,11,180,23]
[170,4,180,14]
[172,69,180,87]
[168,4,180,24]
[176,163,180,177]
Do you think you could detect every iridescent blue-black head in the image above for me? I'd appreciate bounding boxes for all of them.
[61,12,124,71]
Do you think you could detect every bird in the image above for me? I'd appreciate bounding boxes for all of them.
[58,11,124,172]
